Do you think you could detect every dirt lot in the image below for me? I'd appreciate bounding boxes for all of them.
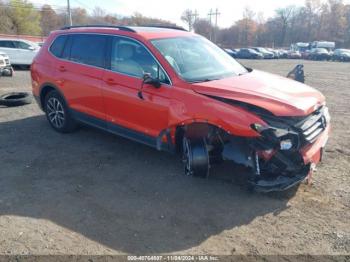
[0,60,349,256]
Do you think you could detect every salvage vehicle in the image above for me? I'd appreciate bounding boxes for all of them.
[252,47,274,59]
[287,50,302,59]
[266,48,280,59]
[0,51,13,77]
[309,48,331,61]
[224,48,237,58]
[0,38,39,66]
[332,49,350,62]
[31,25,330,192]
[236,48,264,59]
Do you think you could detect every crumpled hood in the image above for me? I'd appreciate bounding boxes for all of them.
[192,70,325,116]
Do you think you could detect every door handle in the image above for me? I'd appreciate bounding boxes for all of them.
[104,78,116,85]
[58,66,66,72]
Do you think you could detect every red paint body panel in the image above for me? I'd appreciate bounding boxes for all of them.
[192,70,325,116]
[53,59,106,121]
[101,71,171,137]
[301,125,330,164]
[31,27,330,170]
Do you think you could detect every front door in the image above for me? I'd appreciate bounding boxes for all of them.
[101,36,173,141]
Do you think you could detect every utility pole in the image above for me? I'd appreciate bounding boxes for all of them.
[213,8,220,43]
[192,10,199,22]
[190,10,199,32]
[208,8,220,42]
[67,0,72,26]
[214,8,220,28]
[208,9,214,41]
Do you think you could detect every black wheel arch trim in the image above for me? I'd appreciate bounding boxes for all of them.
[38,82,68,111]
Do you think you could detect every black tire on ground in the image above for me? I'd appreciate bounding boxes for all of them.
[0,92,32,107]
[182,137,210,178]
[44,90,77,133]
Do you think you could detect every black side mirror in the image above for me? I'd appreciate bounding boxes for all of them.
[138,74,162,100]
[143,74,161,88]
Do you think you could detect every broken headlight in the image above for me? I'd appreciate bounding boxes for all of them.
[280,139,293,150]
[251,123,299,150]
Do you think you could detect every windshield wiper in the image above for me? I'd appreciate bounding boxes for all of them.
[190,78,220,83]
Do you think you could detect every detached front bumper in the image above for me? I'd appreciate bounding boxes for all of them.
[250,124,330,192]
[301,125,330,164]
[252,168,310,192]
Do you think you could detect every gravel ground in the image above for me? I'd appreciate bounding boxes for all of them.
[0,60,349,256]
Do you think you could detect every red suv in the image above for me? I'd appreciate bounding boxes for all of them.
[31,25,330,192]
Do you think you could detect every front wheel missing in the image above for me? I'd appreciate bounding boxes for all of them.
[182,137,210,178]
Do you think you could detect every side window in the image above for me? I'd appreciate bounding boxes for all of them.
[14,41,30,50]
[0,41,15,48]
[111,37,170,84]
[61,36,72,60]
[49,35,67,58]
[69,34,107,68]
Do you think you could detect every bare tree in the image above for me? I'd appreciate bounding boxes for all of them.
[40,5,59,36]
[275,6,296,46]
[181,9,194,31]
[91,6,106,24]
[71,8,88,25]
[193,18,212,39]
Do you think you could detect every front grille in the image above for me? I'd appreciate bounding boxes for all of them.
[5,59,10,65]
[294,106,329,144]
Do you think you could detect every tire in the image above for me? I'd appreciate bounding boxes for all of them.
[0,92,32,107]
[44,90,77,133]
[182,137,210,178]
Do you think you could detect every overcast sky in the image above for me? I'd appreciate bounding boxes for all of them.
[32,0,350,28]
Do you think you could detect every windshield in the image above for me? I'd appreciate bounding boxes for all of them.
[151,36,247,83]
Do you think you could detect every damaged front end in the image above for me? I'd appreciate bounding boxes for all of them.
[221,105,330,192]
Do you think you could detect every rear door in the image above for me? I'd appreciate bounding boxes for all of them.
[52,33,108,122]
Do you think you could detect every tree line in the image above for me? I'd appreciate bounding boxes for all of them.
[0,0,176,36]
[189,0,350,48]
[1,0,350,49]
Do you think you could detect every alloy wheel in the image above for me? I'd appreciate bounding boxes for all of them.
[47,97,65,128]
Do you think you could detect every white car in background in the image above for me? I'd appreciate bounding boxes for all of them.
[0,39,39,66]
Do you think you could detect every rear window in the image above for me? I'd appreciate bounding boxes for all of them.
[69,34,107,68]
[49,35,67,58]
